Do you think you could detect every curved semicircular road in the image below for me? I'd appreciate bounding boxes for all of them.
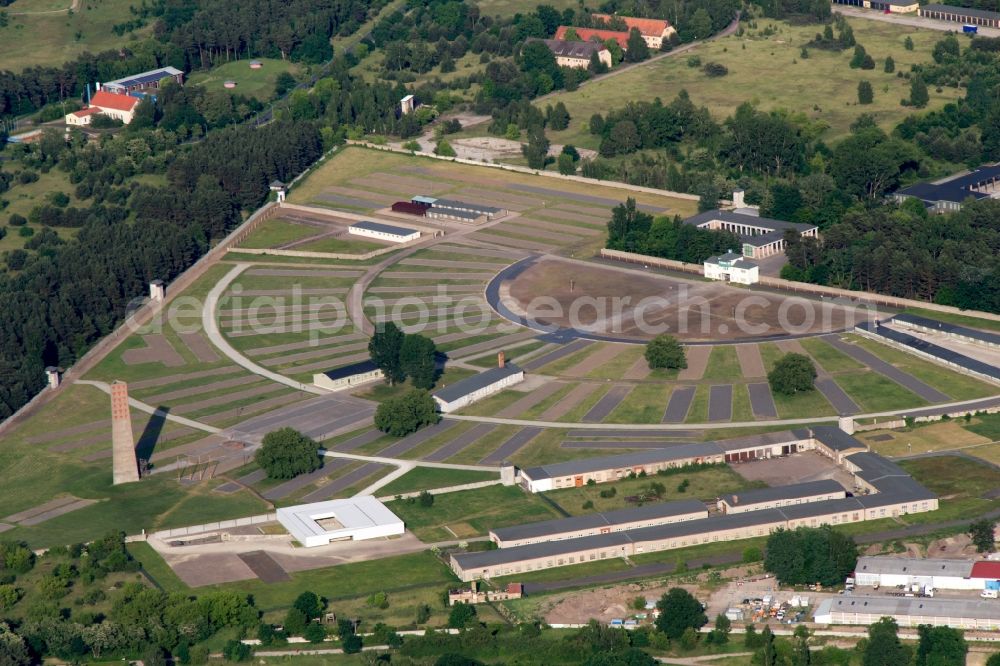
[485,254,868,346]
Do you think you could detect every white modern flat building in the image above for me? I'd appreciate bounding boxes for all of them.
[276,496,405,547]
[349,220,420,243]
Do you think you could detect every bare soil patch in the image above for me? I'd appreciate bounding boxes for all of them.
[505,257,866,342]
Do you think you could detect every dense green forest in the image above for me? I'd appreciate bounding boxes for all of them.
[0,0,388,118]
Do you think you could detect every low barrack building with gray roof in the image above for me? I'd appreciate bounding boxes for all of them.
[313,360,383,392]
[459,428,939,581]
[892,163,1000,212]
[419,196,506,224]
[718,479,846,514]
[349,220,421,243]
[682,209,818,259]
[529,38,613,69]
[432,354,523,413]
[520,442,726,493]
[521,431,817,492]
[855,320,1000,384]
[891,313,1000,350]
[814,595,1000,630]
[491,499,708,548]
[918,4,1000,28]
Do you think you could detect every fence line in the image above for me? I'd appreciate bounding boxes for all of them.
[599,248,1000,321]
[0,200,280,436]
[150,513,278,539]
[346,141,705,203]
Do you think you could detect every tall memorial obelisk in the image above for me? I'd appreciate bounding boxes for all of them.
[110,381,140,484]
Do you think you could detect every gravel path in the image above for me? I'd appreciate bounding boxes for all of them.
[377,421,461,458]
[496,382,566,418]
[564,343,623,378]
[815,378,861,415]
[301,463,387,502]
[179,332,221,363]
[262,459,354,500]
[523,339,593,371]
[662,386,696,423]
[480,426,543,464]
[582,385,632,423]
[822,335,950,403]
[330,429,384,452]
[142,375,260,405]
[122,334,186,367]
[424,423,497,462]
[747,382,778,419]
[736,344,766,378]
[623,356,652,380]
[539,383,601,421]
[678,347,711,380]
[708,385,733,421]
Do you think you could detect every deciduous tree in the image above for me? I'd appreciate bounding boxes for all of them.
[254,428,322,480]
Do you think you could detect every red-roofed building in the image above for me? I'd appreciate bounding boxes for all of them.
[65,90,141,126]
[554,25,630,50]
[971,561,1000,581]
[592,14,677,49]
[65,107,101,127]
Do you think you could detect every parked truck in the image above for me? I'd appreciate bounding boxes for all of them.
[964,24,979,33]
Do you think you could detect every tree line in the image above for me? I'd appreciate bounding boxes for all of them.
[0,120,322,419]
[0,0,386,120]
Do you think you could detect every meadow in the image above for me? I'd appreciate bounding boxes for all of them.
[536,16,962,148]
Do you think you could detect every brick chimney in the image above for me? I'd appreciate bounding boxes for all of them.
[498,351,505,368]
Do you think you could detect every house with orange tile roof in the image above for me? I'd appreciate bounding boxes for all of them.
[554,25,630,50]
[65,90,142,126]
[591,14,677,49]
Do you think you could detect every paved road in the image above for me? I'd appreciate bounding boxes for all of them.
[747,383,778,419]
[816,377,861,415]
[708,385,733,422]
[481,426,543,464]
[583,385,632,423]
[663,386,696,423]
[202,263,324,394]
[823,335,950,403]
[832,5,1000,36]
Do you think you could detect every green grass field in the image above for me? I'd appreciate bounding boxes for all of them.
[188,58,300,102]
[799,337,864,373]
[544,466,758,515]
[899,455,1000,523]
[386,484,561,541]
[0,0,151,71]
[238,218,321,249]
[536,16,961,148]
[848,335,998,401]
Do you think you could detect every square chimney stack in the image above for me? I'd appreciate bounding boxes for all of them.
[498,351,505,368]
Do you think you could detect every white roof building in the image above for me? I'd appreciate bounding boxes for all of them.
[704,251,759,285]
[276,496,405,547]
[814,595,1000,630]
